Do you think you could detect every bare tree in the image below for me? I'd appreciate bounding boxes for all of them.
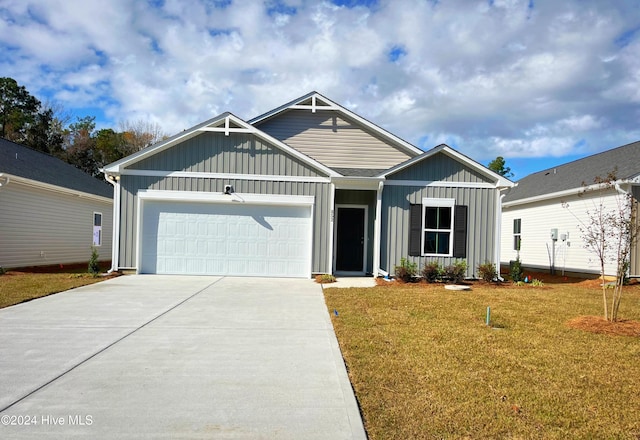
[563,170,639,321]
[118,119,168,155]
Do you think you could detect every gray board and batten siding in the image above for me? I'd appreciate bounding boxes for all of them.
[255,110,414,169]
[381,152,499,278]
[128,132,323,177]
[117,131,333,273]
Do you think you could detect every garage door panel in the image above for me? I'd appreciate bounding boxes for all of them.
[140,201,311,277]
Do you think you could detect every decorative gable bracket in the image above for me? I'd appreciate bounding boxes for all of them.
[289,95,339,113]
[198,115,253,136]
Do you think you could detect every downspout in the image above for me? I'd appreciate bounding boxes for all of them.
[373,180,384,277]
[615,181,637,278]
[328,182,336,275]
[104,173,121,273]
[495,190,507,281]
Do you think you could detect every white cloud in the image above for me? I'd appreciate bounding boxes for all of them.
[1,0,639,177]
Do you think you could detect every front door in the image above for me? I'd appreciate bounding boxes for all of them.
[335,206,367,273]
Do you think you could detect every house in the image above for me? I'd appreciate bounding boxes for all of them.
[103,92,514,278]
[501,140,640,278]
[0,138,113,269]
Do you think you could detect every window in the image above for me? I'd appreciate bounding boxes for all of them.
[513,218,521,251]
[409,200,467,258]
[423,201,454,255]
[93,212,102,246]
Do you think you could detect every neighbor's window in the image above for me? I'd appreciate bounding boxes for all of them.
[93,212,102,246]
[422,198,454,256]
[513,218,521,251]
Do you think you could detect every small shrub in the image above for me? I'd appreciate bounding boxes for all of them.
[88,246,100,277]
[421,261,442,283]
[394,257,418,283]
[443,260,467,284]
[315,274,337,284]
[477,262,498,282]
[531,279,544,287]
[510,256,524,283]
[0,266,6,276]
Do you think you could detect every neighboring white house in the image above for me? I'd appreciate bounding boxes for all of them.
[0,138,113,269]
[501,140,640,278]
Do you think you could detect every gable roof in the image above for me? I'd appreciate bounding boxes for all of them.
[103,112,340,178]
[249,91,424,158]
[0,138,113,199]
[379,144,515,188]
[503,140,640,205]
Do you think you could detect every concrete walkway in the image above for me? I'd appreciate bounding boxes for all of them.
[0,276,366,439]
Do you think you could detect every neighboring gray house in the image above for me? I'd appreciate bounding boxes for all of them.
[103,92,513,278]
[501,140,640,277]
[0,139,113,268]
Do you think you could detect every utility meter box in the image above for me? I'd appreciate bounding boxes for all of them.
[550,228,558,240]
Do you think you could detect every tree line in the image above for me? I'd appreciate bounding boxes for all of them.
[2,76,516,180]
[0,77,167,178]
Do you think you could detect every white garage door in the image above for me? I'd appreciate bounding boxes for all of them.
[140,201,312,277]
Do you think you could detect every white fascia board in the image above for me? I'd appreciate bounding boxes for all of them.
[6,174,113,203]
[121,169,331,183]
[138,189,315,206]
[628,173,640,184]
[105,111,338,180]
[249,91,423,157]
[103,113,235,174]
[330,176,384,190]
[439,147,515,187]
[502,180,630,208]
[380,144,515,188]
[379,145,444,177]
[384,179,495,189]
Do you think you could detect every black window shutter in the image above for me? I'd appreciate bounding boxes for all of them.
[408,204,422,257]
[453,205,467,258]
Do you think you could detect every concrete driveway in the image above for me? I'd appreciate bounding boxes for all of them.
[0,276,366,439]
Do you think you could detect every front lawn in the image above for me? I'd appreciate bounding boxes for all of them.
[0,263,113,309]
[324,280,640,439]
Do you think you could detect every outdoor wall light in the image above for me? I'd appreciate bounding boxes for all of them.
[224,184,234,195]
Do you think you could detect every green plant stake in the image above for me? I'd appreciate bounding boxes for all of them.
[486,306,491,326]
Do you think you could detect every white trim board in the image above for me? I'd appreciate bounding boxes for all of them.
[137,190,315,206]
[121,169,331,183]
[385,179,495,189]
[103,112,340,179]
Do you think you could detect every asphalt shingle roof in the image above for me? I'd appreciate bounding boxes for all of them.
[0,138,113,199]
[503,140,640,203]
[332,167,387,177]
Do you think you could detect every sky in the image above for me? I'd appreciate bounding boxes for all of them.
[1,0,639,180]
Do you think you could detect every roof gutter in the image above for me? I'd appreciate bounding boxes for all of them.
[330,176,384,190]
[1,173,112,203]
[0,173,10,190]
[503,180,630,208]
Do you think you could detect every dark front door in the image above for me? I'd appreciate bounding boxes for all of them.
[336,207,366,272]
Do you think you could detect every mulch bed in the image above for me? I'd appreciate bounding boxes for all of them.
[7,262,112,274]
[567,316,640,337]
